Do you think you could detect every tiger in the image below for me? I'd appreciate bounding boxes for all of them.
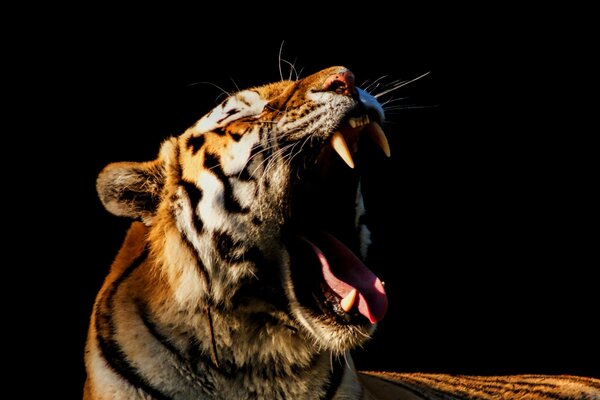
[84,66,600,399]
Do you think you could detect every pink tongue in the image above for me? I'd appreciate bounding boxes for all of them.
[300,233,388,323]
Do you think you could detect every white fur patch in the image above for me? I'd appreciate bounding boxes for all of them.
[197,171,228,231]
[230,179,256,210]
[221,131,259,175]
[193,90,267,133]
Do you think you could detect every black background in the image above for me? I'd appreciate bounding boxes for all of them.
[23,18,597,398]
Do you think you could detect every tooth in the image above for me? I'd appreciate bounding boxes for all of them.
[381,281,385,287]
[349,118,357,128]
[367,122,391,157]
[365,115,370,124]
[331,131,355,168]
[341,288,358,313]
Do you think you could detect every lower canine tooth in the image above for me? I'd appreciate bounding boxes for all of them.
[331,131,355,168]
[341,288,358,313]
[366,122,391,157]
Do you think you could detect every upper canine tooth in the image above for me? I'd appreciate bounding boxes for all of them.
[366,122,391,157]
[341,288,358,313]
[349,119,357,128]
[331,131,355,168]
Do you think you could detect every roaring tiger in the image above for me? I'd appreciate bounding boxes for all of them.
[84,66,599,399]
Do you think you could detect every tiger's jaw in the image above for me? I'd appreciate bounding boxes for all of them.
[282,86,390,353]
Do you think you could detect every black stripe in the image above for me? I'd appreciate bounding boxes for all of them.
[236,143,264,182]
[179,230,210,287]
[138,303,189,364]
[202,151,220,169]
[240,245,264,265]
[186,335,204,373]
[180,180,204,234]
[229,132,242,142]
[235,166,255,182]
[321,357,346,400]
[181,180,203,207]
[560,375,600,389]
[213,230,236,261]
[95,250,172,400]
[401,374,570,400]
[251,216,262,225]
[138,303,216,394]
[380,375,458,400]
[212,230,264,264]
[212,127,227,136]
[249,143,264,160]
[455,375,571,399]
[454,374,563,390]
[215,108,239,124]
[203,152,249,213]
[186,135,206,155]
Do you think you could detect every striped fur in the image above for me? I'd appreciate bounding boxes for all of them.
[359,372,600,399]
[84,67,599,399]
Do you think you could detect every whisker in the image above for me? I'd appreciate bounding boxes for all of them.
[242,136,281,166]
[343,351,352,370]
[374,71,431,98]
[229,77,241,93]
[260,142,296,181]
[330,352,334,373]
[186,81,232,101]
[384,104,438,111]
[361,75,389,93]
[381,97,409,107]
[278,41,286,82]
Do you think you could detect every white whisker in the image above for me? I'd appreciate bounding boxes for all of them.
[381,97,409,107]
[186,81,232,101]
[384,104,438,111]
[374,71,431,98]
[362,75,389,93]
[278,41,285,82]
[229,77,241,93]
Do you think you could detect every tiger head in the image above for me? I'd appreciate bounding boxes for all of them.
[97,66,389,355]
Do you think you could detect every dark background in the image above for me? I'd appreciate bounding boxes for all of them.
[24,21,596,398]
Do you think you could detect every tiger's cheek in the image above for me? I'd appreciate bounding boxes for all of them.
[218,130,259,176]
[180,126,259,182]
[179,144,206,184]
[177,129,207,183]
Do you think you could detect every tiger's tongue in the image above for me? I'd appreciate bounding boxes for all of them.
[300,232,388,323]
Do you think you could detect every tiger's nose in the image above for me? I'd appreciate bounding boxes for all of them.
[322,70,356,96]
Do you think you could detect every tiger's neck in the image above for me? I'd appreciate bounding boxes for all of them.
[130,272,358,399]
[129,222,361,399]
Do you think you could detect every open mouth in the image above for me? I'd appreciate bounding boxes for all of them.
[286,109,390,327]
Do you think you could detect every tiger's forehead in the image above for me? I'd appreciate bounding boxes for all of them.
[192,80,293,134]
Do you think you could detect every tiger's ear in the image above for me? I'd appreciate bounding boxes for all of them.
[96,159,165,224]
[96,139,176,225]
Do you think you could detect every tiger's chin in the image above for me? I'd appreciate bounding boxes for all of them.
[283,230,384,354]
[282,113,389,354]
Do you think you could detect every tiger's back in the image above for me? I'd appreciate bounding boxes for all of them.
[359,372,600,399]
